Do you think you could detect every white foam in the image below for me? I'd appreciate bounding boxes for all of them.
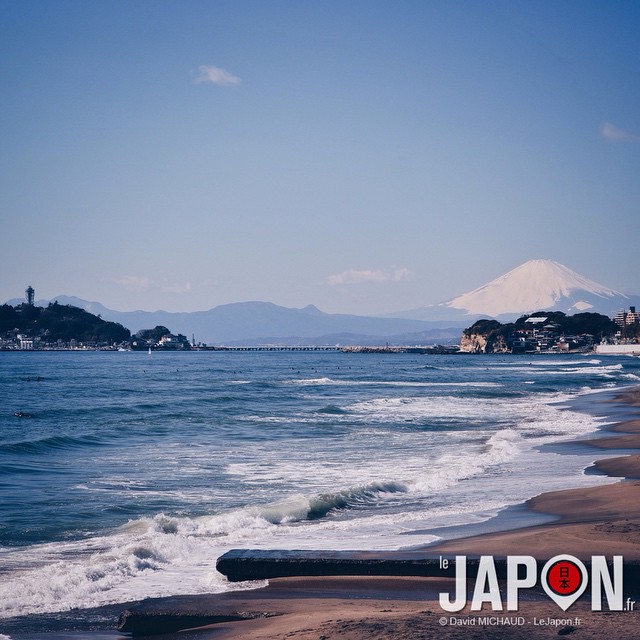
[288,377,500,388]
[0,514,264,619]
[538,364,623,375]
[290,377,335,385]
[530,359,602,366]
[476,362,621,375]
[346,391,592,431]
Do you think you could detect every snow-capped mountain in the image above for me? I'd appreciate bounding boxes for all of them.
[447,259,627,316]
[391,259,638,321]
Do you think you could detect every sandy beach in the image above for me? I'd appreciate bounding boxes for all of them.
[110,387,640,639]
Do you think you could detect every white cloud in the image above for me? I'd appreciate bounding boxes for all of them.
[159,280,192,295]
[110,275,151,292]
[327,268,412,286]
[108,276,192,295]
[193,64,240,86]
[599,122,639,142]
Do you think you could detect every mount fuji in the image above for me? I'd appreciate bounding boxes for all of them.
[393,259,638,322]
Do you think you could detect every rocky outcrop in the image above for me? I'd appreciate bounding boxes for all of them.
[459,319,511,353]
[459,332,510,353]
[459,332,489,353]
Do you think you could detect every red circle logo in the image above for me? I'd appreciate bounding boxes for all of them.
[545,560,583,596]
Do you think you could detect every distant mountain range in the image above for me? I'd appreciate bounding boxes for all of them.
[4,296,462,346]
[6,259,637,344]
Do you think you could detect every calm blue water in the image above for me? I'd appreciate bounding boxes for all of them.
[0,351,639,622]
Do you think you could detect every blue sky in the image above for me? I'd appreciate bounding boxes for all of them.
[1,0,639,314]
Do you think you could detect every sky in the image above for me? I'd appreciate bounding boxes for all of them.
[1,0,639,315]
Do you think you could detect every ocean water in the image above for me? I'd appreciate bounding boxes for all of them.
[0,351,639,626]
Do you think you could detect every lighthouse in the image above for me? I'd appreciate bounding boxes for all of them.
[25,286,35,306]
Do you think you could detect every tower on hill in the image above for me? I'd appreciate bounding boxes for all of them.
[25,286,35,306]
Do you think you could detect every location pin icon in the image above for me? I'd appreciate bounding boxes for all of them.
[541,555,589,611]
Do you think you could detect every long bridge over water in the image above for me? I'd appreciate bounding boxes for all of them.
[206,345,339,352]
[201,345,458,354]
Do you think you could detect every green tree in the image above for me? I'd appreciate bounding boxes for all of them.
[136,326,172,342]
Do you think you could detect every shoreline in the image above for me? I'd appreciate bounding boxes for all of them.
[6,386,640,638]
[430,387,640,560]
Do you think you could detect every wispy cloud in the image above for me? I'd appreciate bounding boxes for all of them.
[158,280,192,295]
[108,276,192,295]
[193,64,241,86]
[327,268,412,286]
[599,122,639,142]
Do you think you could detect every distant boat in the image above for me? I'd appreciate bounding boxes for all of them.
[148,347,152,355]
[117,347,130,352]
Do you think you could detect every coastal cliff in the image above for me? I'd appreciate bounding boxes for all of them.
[459,320,510,353]
[459,332,510,353]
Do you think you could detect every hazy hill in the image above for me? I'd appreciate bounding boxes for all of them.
[4,297,463,345]
[0,302,130,344]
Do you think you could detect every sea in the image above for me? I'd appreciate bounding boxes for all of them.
[1,350,639,636]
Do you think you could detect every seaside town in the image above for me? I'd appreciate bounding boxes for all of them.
[0,286,191,352]
[458,308,640,354]
[1,285,639,354]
